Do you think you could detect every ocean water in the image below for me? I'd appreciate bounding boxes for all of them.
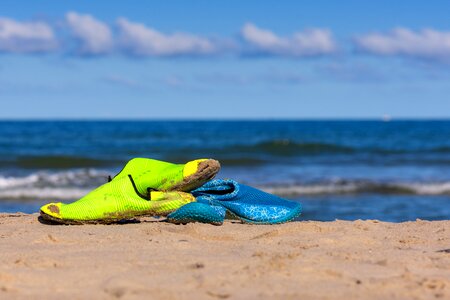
[0,120,449,222]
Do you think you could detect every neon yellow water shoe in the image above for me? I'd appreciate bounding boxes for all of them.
[39,175,195,224]
[110,158,220,194]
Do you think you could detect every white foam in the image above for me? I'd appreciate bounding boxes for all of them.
[0,174,40,188]
[0,187,91,200]
[262,183,360,196]
[0,169,109,189]
[0,169,110,200]
[261,181,450,196]
[406,182,450,195]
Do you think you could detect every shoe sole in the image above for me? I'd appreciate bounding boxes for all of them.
[39,209,175,225]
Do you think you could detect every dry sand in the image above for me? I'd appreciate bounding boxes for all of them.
[0,213,449,300]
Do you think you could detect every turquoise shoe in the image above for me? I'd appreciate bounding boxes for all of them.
[167,179,302,225]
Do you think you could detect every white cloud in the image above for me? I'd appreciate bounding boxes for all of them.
[116,18,216,56]
[66,12,113,55]
[0,17,57,53]
[241,23,336,57]
[354,28,450,61]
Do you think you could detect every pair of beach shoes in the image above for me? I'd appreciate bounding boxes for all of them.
[40,158,302,225]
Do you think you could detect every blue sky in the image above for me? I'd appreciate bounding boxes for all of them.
[1,0,450,119]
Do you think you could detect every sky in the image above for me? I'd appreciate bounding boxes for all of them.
[1,0,450,119]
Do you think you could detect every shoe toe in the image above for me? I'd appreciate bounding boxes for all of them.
[40,202,62,219]
[183,159,209,178]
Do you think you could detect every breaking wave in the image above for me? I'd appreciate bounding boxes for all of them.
[0,170,450,200]
[262,181,450,197]
[0,169,109,200]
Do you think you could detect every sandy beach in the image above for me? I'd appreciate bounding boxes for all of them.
[0,214,448,299]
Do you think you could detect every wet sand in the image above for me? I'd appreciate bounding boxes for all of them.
[0,213,449,299]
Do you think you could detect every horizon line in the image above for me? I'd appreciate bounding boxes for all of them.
[1,117,450,122]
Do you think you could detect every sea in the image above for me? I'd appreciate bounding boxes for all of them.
[0,120,449,222]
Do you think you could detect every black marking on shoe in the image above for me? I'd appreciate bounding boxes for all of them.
[128,174,151,200]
